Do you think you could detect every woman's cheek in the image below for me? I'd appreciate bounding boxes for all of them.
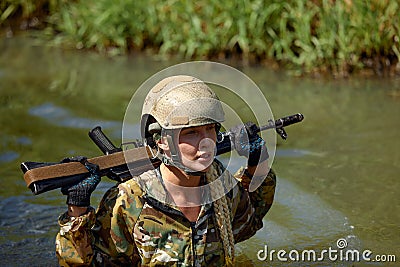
[179,143,198,159]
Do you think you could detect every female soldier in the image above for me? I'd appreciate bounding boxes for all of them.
[56,75,276,266]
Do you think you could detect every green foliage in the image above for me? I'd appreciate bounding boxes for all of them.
[2,0,399,75]
[0,0,58,23]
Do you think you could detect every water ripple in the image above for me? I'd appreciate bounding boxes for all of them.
[0,151,19,163]
[28,102,134,138]
[0,196,63,266]
[276,148,326,158]
[16,136,32,145]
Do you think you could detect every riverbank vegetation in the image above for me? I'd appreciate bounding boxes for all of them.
[1,0,399,77]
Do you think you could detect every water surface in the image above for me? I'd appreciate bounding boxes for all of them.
[1,36,399,266]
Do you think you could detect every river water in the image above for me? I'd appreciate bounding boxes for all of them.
[0,36,399,266]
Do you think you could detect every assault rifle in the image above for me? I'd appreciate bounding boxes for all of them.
[21,113,304,195]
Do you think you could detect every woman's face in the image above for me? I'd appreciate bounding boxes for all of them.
[160,124,217,172]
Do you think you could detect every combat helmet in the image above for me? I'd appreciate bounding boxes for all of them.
[140,75,225,173]
[141,75,224,144]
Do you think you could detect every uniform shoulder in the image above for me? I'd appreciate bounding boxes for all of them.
[98,175,146,212]
[118,177,146,197]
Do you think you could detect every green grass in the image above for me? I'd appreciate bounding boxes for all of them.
[1,0,399,76]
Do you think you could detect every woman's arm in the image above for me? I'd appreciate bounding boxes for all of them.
[56,180,144,266]
[231,166,276,243]
[56,207,96,266]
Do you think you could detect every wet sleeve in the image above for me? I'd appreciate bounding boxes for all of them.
[55,207,96,266]
[55,183,143,266]
[231,167,276,243]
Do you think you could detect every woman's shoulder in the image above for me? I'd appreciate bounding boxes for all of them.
[98,170,156,211]
[118,176,146,197]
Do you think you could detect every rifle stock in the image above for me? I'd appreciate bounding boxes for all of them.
[22,147,161,195]
[21,113,304,195]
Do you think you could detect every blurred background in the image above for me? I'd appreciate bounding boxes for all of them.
[1,1,399,266]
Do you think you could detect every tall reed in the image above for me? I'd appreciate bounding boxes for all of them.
[2,0,399,76]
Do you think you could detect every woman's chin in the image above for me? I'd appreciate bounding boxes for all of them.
[183,158,214,172]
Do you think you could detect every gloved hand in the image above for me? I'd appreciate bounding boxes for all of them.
[61,156,101,207]
[229,122,269,166]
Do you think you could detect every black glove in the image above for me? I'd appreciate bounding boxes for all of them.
[229,122,269,166]
[61,156,101,207]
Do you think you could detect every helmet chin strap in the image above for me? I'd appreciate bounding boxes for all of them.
[162,134,207,176]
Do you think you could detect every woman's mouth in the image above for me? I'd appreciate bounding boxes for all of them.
[196,152,212,161]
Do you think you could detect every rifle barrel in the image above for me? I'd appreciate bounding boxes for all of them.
[259,113,304,132]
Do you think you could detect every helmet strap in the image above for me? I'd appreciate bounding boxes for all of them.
[161,155,206,176]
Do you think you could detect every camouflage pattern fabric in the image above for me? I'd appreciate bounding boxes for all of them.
[56,160,276,266]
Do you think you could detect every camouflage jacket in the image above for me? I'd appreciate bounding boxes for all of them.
[56,160,276,266]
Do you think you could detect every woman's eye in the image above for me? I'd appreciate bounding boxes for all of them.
[183,130,197,135]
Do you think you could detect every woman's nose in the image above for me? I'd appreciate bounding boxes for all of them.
[198,138,214,151]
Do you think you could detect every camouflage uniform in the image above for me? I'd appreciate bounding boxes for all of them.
[56,160,276,266]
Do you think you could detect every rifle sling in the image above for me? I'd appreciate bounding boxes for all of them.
[23,146,155,188]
